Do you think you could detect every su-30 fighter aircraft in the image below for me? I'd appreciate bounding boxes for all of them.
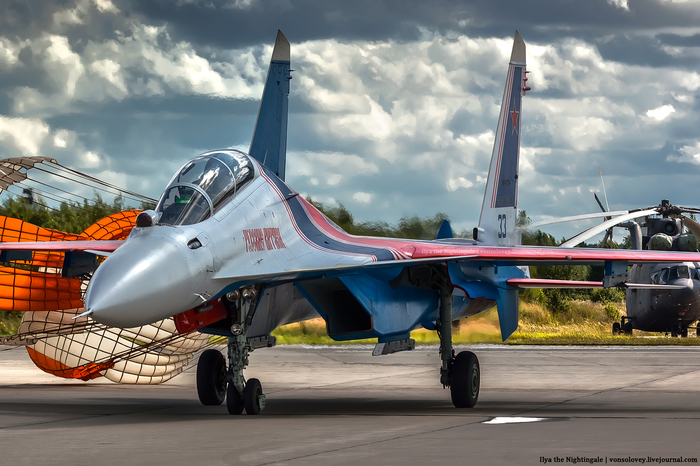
[4,30,700,415]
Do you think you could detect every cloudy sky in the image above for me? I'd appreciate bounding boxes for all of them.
[2,0,700,239]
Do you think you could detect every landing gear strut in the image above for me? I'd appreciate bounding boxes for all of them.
[671,321,688,338]
[225,287,265,415]
[437,285,480,408]
[195,286,270,415]
[612,316,633,335]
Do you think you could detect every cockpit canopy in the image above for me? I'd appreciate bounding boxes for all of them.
[651,265,698,285]
[156,150,255,226]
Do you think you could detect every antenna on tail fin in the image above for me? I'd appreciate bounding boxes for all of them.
[249,30,292,180]
[476,31,527,246]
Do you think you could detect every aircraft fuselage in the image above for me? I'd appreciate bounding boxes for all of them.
[627,262,700,333]
[85,150,485,339]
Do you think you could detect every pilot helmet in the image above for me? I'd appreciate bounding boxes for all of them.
[175,186,194,204]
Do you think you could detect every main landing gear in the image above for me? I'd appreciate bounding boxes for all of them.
[437,285,480,408]
[196,286,274,415]
[670,322,689,338]
[612,316,633,336]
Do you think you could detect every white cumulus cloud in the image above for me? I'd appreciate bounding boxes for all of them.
[0,116,50,155]
[352,192,374,204]
[667,142,700,165]
[645,104,676,122]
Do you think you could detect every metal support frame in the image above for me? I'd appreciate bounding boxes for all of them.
[603,261,629,288]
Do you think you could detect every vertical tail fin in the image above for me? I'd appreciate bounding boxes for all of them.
[249,30,292,180]
[476,31,527,246]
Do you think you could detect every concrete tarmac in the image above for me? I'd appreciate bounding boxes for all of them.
[2,344,700,465]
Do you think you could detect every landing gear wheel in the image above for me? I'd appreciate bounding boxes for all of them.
[197,349,227,405]
[226,382,244,415]
[612,322,621,335]
[243,378,264,415]
[680,327,689,338]
[450,351,479,408]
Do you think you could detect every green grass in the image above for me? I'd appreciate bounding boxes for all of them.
[271,300,700,346]
[271,320,377,345]
[4,299,699,346]
[0,311,22,336]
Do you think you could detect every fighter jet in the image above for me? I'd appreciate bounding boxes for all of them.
[558,200,700,337]
[3,31,700,415]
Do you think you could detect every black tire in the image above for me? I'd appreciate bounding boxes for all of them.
[243,378,263,415]
[226,382,244,415]
[612,322,621,335]
[450,351,479,408]
[681,327,689,338]
[197,349,227,406]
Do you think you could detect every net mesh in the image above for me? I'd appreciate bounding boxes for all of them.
[0,210,214,384]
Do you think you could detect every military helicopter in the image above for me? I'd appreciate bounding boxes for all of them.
[559,199,700,337]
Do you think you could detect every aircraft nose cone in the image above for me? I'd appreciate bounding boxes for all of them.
[85,235,197,328]
[669,280,696,306]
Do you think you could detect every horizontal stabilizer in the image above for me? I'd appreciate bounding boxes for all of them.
[507,278,685,290]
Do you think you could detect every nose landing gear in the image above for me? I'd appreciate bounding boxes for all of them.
[195,286,272,415]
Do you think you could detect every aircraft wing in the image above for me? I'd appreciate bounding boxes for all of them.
[0,240,123,254]
[405,242,700,264]
[213,242,700,283]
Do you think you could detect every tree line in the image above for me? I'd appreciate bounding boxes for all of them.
[0,193,624,313]
[0,191,153,234]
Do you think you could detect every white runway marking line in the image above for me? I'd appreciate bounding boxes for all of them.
[482,417,549,425]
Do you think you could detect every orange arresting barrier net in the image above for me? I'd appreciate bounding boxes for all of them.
[0,265,83,311]
[0,210,214,383]
[0,211,140,312]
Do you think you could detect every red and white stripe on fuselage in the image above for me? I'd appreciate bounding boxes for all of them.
[256,164,376,260]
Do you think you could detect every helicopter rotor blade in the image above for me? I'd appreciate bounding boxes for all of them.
[594,193,606,213]
[682,215,700,239]
[527,210,629,229]
[677,206,700,215]
[560,208,659,248]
